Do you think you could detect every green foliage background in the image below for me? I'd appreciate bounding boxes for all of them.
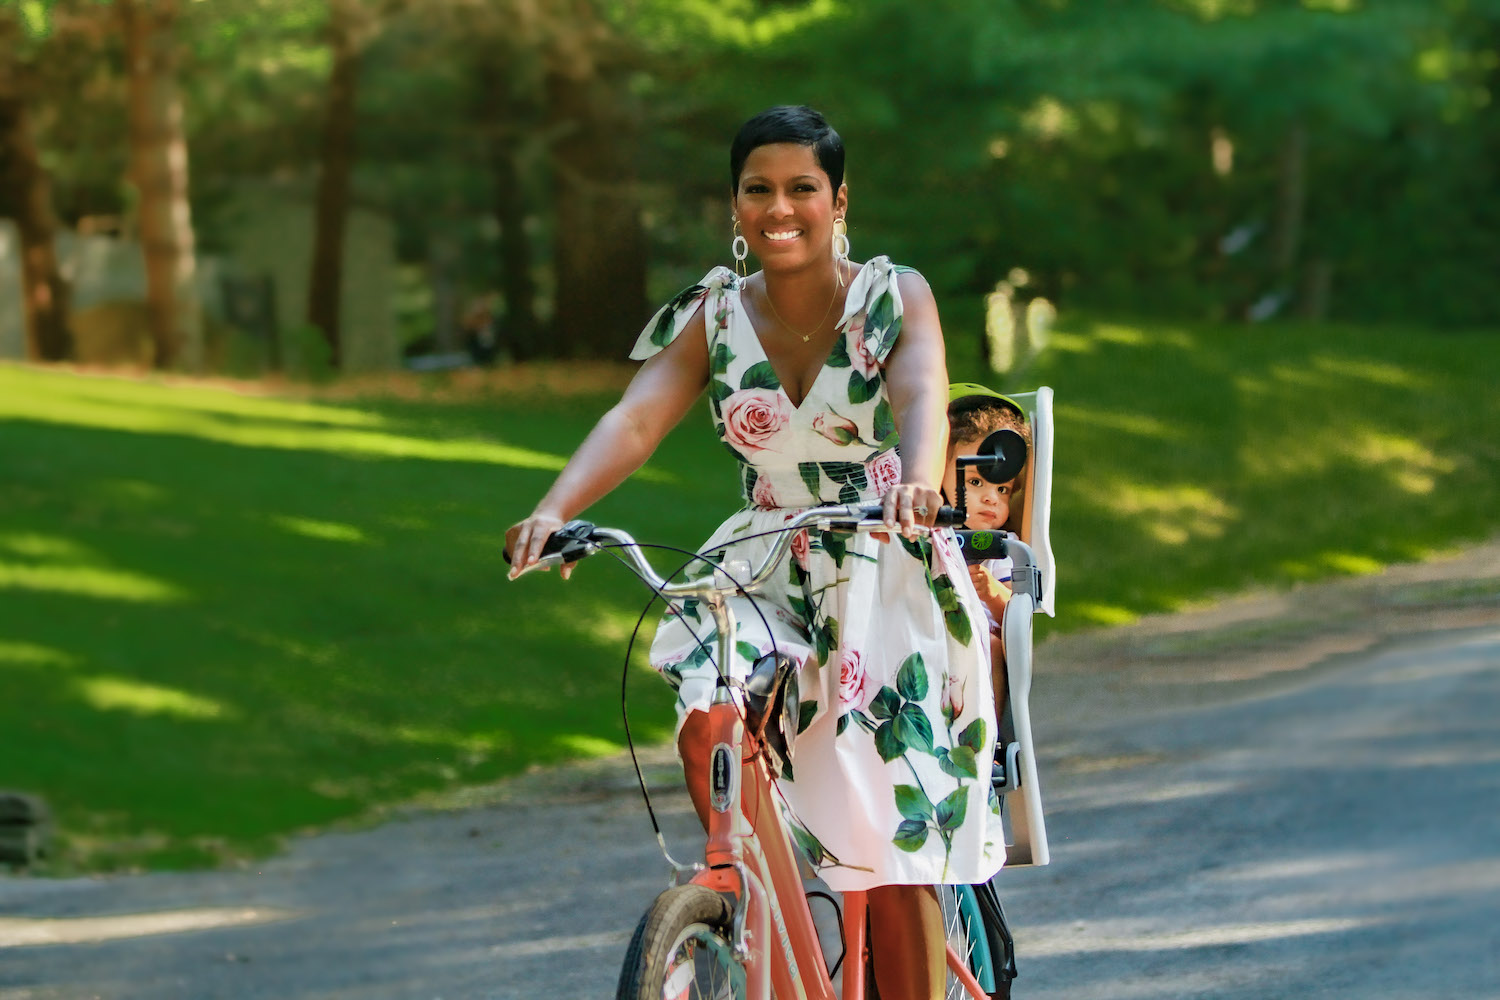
[9,0,1500,341]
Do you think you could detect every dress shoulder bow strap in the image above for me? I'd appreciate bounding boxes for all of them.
[629,266,739,361]
[836,255,921,365]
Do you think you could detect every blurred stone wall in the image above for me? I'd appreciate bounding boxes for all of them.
[0,185,397,373]
[0,222,25,360]
[212,182,398,375]
[1,222,192,365]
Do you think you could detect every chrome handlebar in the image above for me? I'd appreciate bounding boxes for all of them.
[510,503,950,600]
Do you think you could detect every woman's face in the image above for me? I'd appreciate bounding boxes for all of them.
[733,142,848,274]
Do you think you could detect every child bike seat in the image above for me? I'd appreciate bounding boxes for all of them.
[995,386,1055,867]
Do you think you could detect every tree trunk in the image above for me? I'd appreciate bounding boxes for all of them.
[1269,121,1307,283]
[545,67,646,360]
[493,138,536,360]
[481,56,539,361]
[307,0,363,368]
[427,230,460,353]
[0,85,72,361]
[120,0,202,371]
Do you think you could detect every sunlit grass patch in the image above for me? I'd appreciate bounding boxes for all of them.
[0,532,97,560]
[0,562,187,602]
[1318,552,1386,576]
[1070,603,1139,627]
[1054,403,1186,442]
[1345,431,1455,495]
[0,641,76,670]
[554,733,624,757]
[74,677,232,720]
[272,515,370,544]
[1097,480,1238,546]
[1311,355,1430,390]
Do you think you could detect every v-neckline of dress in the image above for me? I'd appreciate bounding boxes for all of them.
[732,263,871,411]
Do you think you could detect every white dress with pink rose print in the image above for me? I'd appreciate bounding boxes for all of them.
[629,256,1005,892]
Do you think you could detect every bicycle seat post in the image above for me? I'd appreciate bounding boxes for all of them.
[695,588,745,869]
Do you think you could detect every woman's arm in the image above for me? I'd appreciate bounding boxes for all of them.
[505,309,710,577]
[881,271,951,536]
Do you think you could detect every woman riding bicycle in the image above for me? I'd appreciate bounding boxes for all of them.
[505,105,1004,1000]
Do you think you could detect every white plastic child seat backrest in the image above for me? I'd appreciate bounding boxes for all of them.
[995,385,1054,868]
[1003,386,1056,617]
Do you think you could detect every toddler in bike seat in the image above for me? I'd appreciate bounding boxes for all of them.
[943,383,1032,634]
[945,382,1054,873]
[943,382,1033,723]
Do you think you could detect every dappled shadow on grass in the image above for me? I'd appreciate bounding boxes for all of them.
[0,370,740,871]
[957,317,1500,633]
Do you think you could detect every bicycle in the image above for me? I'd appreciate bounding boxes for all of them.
[512,478,1033,999]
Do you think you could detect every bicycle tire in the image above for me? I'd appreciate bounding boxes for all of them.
[616,884,747,1000]
[973,879,1017,999]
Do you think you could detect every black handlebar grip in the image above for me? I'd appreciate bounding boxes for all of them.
[543,520,599,563]
[931,506,966,528]
[503,519,598,566]
[538,532,572,556]
[857,504,966,528]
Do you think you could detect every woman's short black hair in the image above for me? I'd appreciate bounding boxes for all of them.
[729,105,845,194]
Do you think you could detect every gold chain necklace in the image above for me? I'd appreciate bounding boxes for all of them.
[762,267,843,343]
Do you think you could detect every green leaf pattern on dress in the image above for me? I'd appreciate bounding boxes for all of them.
[836,648,990,877]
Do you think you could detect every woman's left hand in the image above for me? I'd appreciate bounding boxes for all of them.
[881,482,944,539]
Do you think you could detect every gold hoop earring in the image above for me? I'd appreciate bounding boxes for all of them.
[833,217,850,286]
[732,219,749,278]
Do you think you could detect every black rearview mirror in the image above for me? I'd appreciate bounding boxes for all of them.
[968,429,1028,485]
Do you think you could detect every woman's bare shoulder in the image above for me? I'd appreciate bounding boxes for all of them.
[894,267,935,303]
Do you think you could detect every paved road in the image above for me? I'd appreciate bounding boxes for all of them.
[1002,623,1500,1000]
[3,622,1497,999]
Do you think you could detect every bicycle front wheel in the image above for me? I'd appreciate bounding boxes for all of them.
[616,884,747,1000]
[940,884,1005,999]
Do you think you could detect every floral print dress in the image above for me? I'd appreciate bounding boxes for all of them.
[629,256,1005,892]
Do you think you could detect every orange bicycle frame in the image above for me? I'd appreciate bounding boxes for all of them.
[685,595,987,999]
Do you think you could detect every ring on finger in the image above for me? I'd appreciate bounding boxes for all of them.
[913,504,929,516]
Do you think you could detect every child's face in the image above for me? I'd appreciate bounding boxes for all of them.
[947,434,1019,531]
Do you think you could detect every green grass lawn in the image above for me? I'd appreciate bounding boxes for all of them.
[951,317,1500,629]
[2,315,1497,871]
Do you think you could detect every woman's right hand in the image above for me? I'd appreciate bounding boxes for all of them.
[505,511,573,581]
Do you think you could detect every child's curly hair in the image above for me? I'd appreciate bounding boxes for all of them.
[948,397,1032,452]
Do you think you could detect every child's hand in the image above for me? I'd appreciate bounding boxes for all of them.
[968,564,1012,607]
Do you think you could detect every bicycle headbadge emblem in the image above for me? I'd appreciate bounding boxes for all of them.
[970,530,993,551]
[709,742,737,812]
